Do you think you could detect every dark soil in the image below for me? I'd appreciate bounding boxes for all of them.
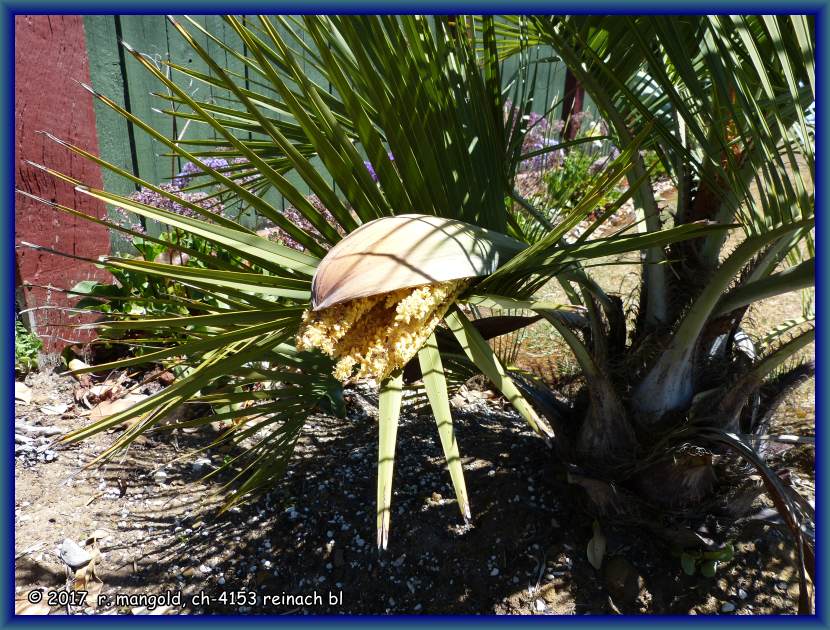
[15,369,813,616]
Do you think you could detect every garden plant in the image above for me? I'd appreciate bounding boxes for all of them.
[20,15,814,612]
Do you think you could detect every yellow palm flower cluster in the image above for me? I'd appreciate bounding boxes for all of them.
[297,279,468,382]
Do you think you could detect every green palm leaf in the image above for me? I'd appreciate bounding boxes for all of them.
[418,332,471,522]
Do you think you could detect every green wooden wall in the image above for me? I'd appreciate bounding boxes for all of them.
[83,16,595,250]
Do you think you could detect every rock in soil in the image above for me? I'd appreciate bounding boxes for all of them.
[58,538,91,570]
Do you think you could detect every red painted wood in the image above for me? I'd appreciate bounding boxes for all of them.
[15,15,111,353]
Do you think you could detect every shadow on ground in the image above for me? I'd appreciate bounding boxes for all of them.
[16,379,806,615]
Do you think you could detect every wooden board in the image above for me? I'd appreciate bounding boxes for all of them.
[82,15,590,242]
[15,15,112,351]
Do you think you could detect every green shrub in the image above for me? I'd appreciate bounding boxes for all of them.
[544,150,621,212]
[15,319,42,374]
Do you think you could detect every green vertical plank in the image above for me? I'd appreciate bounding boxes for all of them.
[540,44,555,119]
[228,15,289,224]
[235,15,282,223]
[165,15,227,224]
[204,14,260,230]
[168,15,218,152]
[118,15,176,238]
[84,16,137,190]
[298,19,330,198]
[118,15,176,187]
[201,14,230,144]
[320,26,339,196]
[83,15,139,254]
[277,16,310,207]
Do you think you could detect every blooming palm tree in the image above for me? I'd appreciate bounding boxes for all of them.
[20,14,813,610]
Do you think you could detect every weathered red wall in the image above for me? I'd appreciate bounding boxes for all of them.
[15,15,111,353]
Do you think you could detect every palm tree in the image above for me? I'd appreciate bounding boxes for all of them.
[20,14,813,610]
[491,15,815,611]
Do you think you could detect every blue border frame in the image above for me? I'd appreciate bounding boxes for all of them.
[814,1,827,626]
[3,3,827,628]
[1,2,829,14]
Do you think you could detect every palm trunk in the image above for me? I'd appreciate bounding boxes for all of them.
[634,221,811,421]
[560,69,584,143]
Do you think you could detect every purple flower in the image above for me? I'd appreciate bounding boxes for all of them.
[258,196,347,252]
[503,102,575,174]
[110,203,145,235]
[363,161,377,182]
[111,183,226,238]
[363,152,395,183]
[230,157,258,185]
[173,157,230,188]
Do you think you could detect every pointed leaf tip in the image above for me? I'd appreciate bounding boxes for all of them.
[376,371,403,552]
[418,336,472,524]
[23,160,48,173]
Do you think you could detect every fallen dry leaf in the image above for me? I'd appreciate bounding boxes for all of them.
[88,394,148,426]
[15,595,51,616]
[158,370,176,386]
[77,373,131,410]
[68,358,90,373]
[40,403,69,416]
[73,543,102,603]
[15,382,32,404]
[87,384,113,400]
[85,529,113,546]
[81,384,116,409]
[68,359,93,389]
